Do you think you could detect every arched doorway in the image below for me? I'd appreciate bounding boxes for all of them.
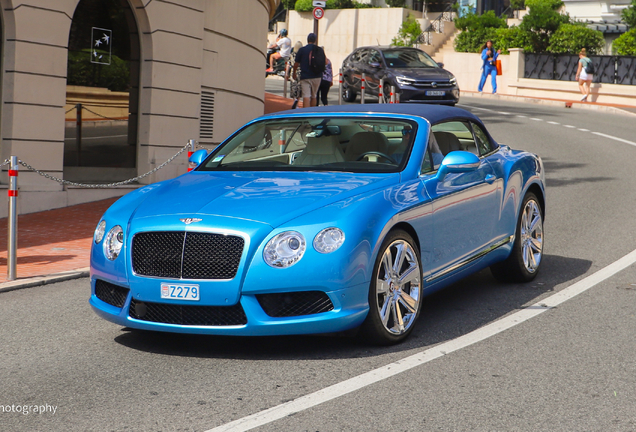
[64,0,140,181]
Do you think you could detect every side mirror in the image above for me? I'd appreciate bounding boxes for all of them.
[369,62,382,68]
[188,149,208,170]
[436,151,480,181]
[436,62,444,68]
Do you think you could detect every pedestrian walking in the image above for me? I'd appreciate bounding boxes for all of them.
[576,48,594,102]
[477,40,501,94]
[316,53,333,106]
[292,33,325,108]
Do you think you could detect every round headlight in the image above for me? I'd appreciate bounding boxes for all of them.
[104,225,124,260]
[94,220,106,244]
[313,228,345,254]
[264,231,306,268]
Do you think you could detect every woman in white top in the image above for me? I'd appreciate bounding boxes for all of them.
[575,48,593,102]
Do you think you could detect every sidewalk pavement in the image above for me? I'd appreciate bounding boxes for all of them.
[1,89,634,293]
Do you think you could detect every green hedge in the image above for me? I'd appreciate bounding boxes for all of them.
[613,29,636,56]
[546,23,604,54]
[67,50,130,92]
[294,0,377,10]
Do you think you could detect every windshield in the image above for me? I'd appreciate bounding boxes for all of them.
[383,49,438,68]
[198,117,417,173]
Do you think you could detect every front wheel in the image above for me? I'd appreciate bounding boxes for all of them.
[491,192,544,282]
[360,230,423,345]
[342,86,357,102]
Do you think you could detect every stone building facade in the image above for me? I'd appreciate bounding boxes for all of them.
[0,0,277,216]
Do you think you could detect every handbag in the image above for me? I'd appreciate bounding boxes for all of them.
[496,59,502,76]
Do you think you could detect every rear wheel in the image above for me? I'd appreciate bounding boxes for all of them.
[360,230,423,345]
[491,192,544,282]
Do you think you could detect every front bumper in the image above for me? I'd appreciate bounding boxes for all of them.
[398,86,460,104]
[89,277,370,336]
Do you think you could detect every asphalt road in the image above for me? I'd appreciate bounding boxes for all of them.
[2,94,636,431]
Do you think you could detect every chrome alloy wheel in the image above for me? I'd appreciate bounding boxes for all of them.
[520,199,543,273]
[375,240,422,335]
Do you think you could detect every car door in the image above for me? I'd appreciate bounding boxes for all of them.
[363,49,383,97]
[424,121,500,277]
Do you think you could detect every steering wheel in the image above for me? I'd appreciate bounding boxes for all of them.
[355,151,397,164]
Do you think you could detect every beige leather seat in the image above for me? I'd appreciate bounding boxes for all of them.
[433,131,462,156]
[344,132,389,161]
[292,136,345,166]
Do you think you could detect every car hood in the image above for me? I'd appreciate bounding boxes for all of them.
[131,171,398,228]
[390,67,452,81]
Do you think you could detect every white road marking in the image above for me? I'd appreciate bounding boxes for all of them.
[547,121,560,125]
[516,115,527,118]
[563,125,576,128]
[578,129,590,132]
[498,111,511,115]
[206,248,636,432]
[529,118,543,121]
[592,132,636,147]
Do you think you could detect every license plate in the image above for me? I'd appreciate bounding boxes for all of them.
[161,283,200,301]
[426,90,445,96]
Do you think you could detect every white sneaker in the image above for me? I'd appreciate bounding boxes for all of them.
[580,95,588,101]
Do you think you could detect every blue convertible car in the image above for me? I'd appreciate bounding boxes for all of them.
[90,104,545,344]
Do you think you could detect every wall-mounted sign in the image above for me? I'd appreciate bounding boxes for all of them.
[91,27,112,65]
[312,1,326,7]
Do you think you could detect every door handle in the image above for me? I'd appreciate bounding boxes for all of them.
[485,174,496,184]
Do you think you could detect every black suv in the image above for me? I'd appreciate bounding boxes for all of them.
[341,46,460,105]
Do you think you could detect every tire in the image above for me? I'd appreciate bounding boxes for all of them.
[491,192,544,283]
[360,230,423,345]
[342,86,357,102]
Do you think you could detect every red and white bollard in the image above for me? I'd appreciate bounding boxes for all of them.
[378,79,384,104]
[7,156,18,280]
[187,139,196,172]
[279,130,286,154]
[361,73,366,104]
[339,68,343,105]
[390,86,396,104]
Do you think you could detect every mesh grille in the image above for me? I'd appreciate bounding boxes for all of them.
[256,291,334,317]
[95,279,129,308]
[132,232,184,278]
[182,233,244,279]
[131,231,244,279]
[129,299,247,326]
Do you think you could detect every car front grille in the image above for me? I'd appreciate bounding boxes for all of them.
[256,291,334,317]
[131,231,245,280]
[410,81,454,88]
[129,299,248,326]
[95,279,129,308]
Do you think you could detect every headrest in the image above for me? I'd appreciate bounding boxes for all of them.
[304,136,340,155]
[433,131,461,155]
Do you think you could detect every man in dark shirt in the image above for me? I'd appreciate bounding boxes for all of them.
[292,33,323,108]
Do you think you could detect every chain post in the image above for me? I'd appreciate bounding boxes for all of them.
[390,86,396,104]
[7,156,18,281]
[361,73,366,104]
[187,139,196,172]
[338,68,343,105]
[379,79,384,104]
[76,103,82,166]
[283,61,289,99]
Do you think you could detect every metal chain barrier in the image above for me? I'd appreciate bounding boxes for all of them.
[81,105,127,122]
[17,142,190,188]
[65,106,76,114]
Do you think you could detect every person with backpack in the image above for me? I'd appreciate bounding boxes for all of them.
[576,48,594,102]
[292,33,325,108]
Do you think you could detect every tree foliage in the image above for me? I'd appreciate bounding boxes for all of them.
[386,0,407,6]
[613,28,636,55]
[294,0,377,10]
[622,0,636,28]
[455,10,507,32]
[67,50,130,92]
[519,0,570,52]
[391,13,423,47]
[453,11,507,52]
[546,23,604,54]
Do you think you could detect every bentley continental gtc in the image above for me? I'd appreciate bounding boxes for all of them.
[90,104,545,345]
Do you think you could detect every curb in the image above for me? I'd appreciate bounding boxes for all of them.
[0,268,90,294]
[461,91,636,117]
